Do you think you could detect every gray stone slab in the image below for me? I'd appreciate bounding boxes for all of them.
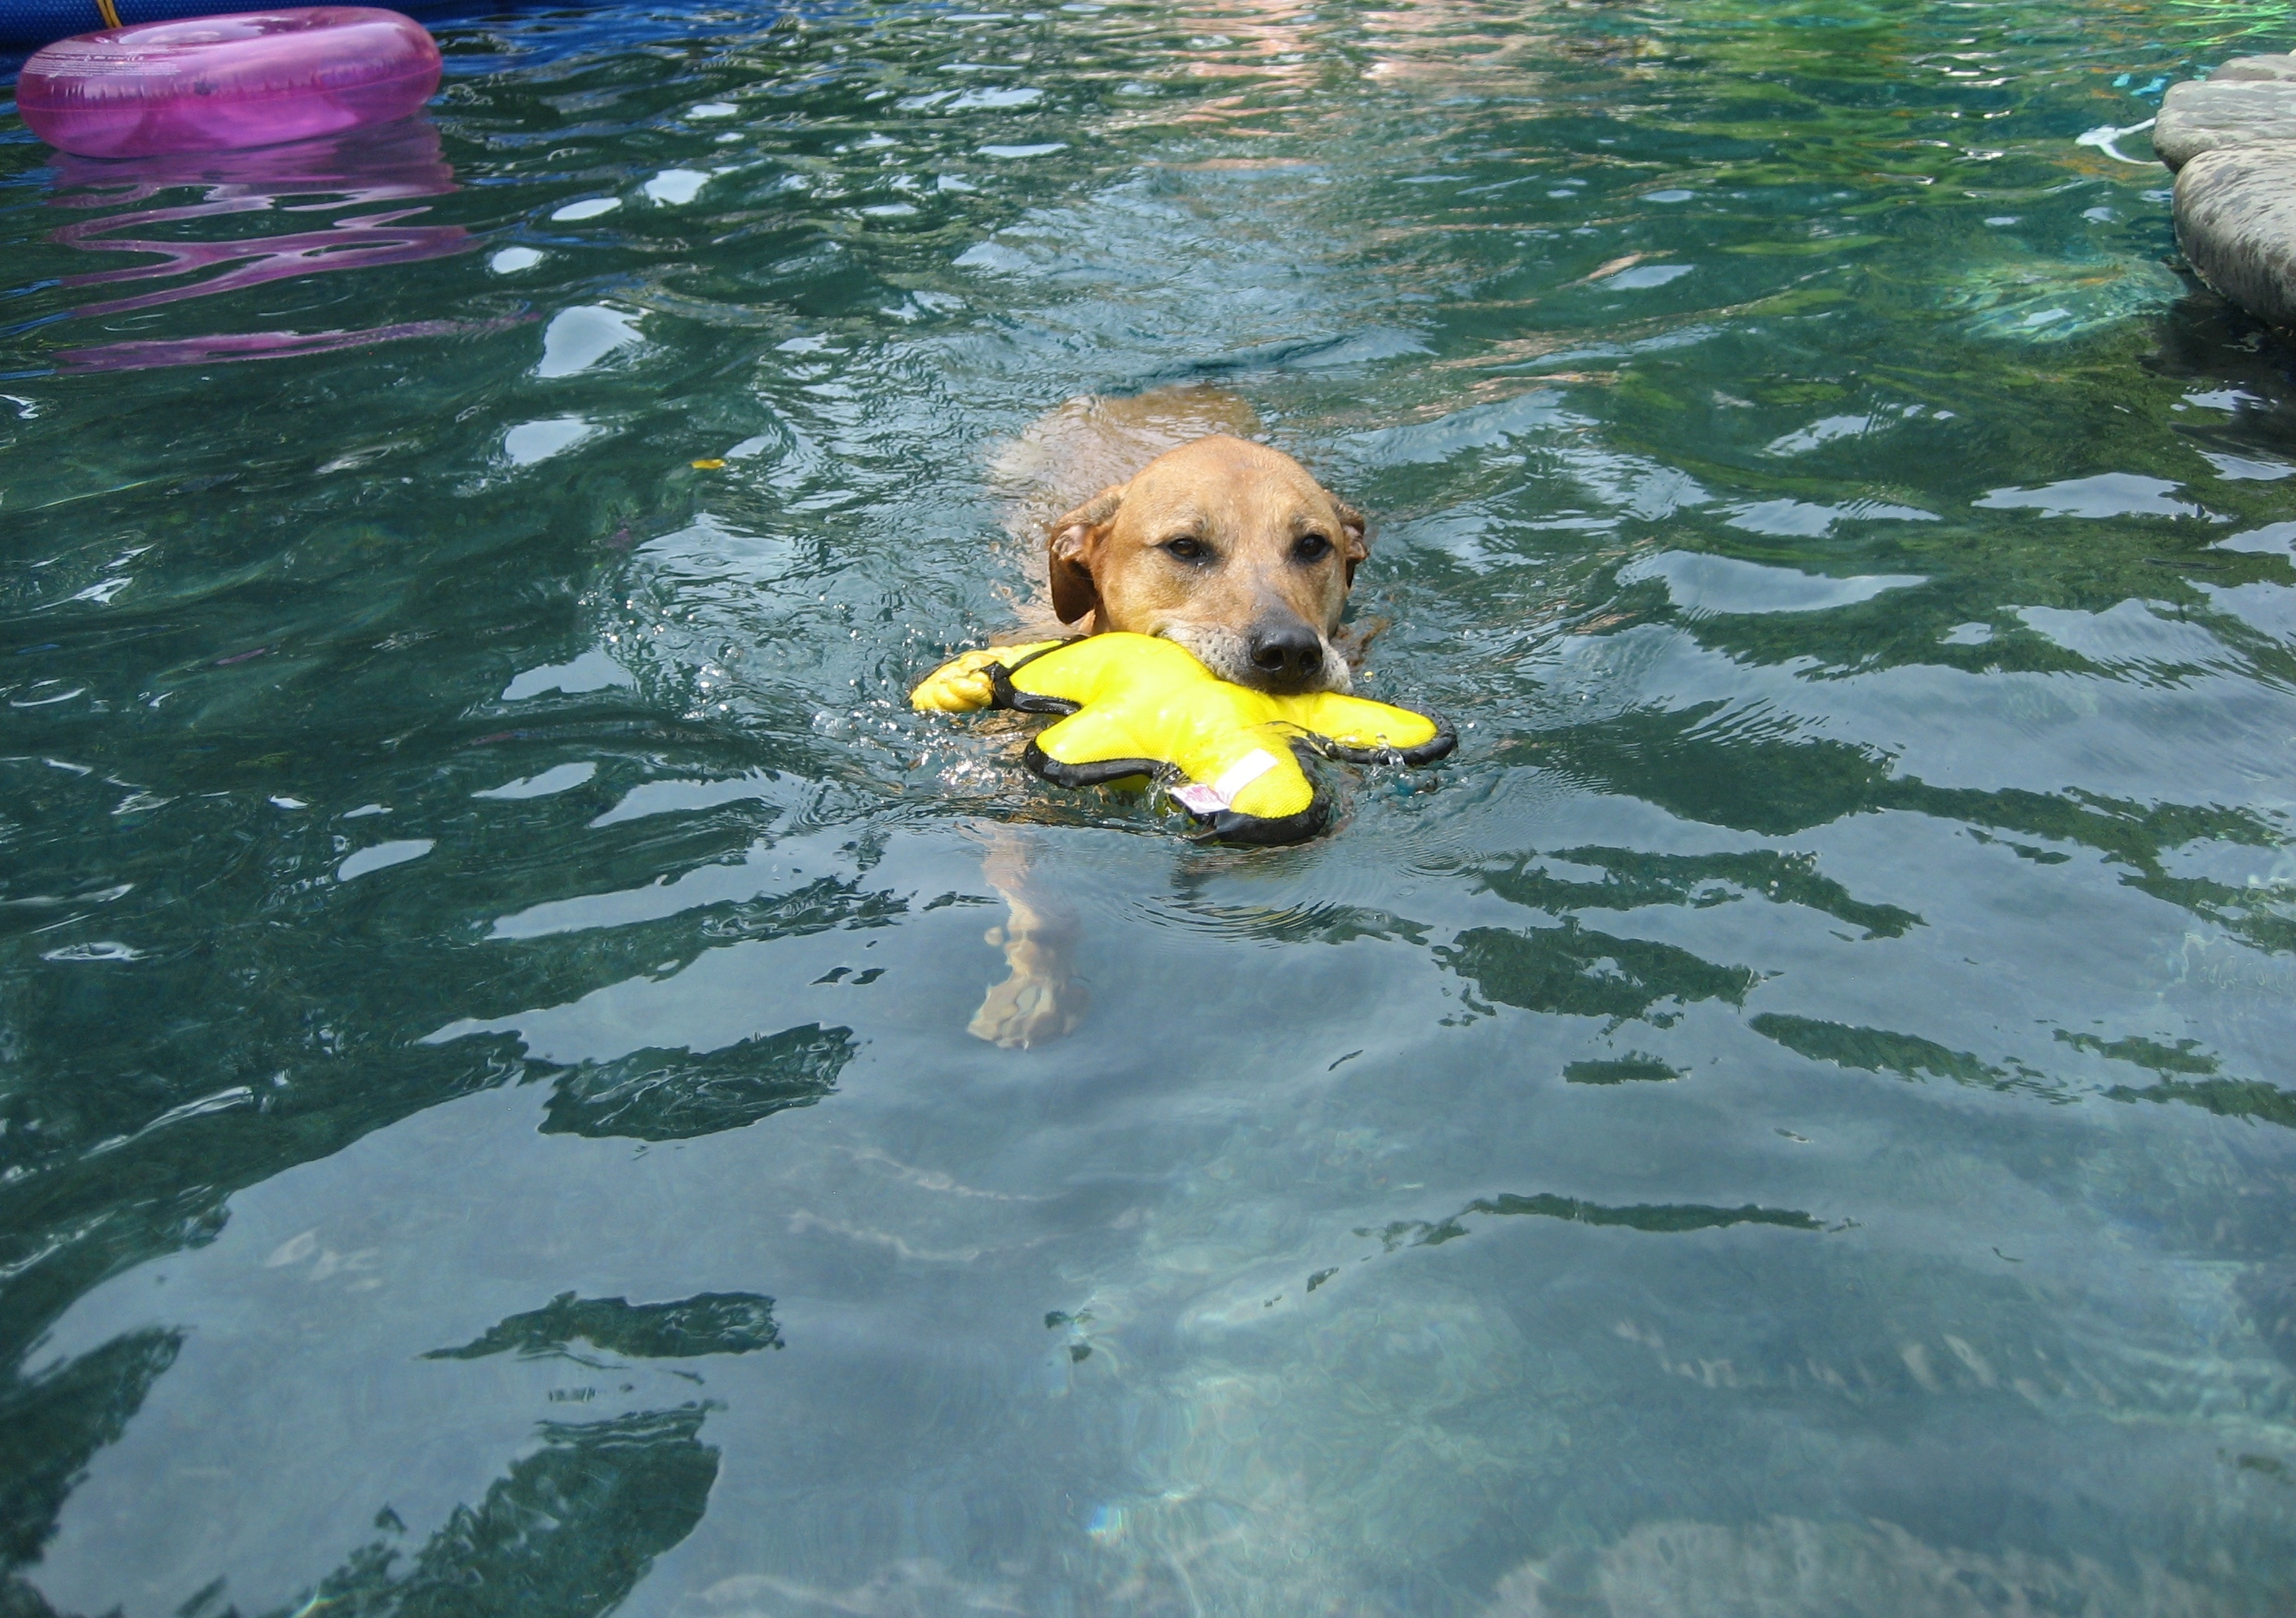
[2175,142,2296,329]
[2154,77,2296,170]
[2210,53,2296,83]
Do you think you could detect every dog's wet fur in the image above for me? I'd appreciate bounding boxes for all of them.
[966,386,1371,1047]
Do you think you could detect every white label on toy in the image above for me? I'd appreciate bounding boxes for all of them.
[1173,749,1282,815]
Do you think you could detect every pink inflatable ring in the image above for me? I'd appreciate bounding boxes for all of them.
[19,7,442,160]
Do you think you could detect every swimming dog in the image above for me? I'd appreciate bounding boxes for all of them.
[966,386,1372,1047]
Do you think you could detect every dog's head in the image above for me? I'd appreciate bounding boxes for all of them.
[1045,435,1368,694]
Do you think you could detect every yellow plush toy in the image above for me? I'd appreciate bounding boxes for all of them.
[912,633,1454,844]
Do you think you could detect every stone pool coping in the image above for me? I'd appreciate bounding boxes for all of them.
[2161,53,2296,331]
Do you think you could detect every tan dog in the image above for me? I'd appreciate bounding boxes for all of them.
[966,387,1373,1047]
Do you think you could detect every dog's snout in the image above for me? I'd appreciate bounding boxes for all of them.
[1247,619,1324,687]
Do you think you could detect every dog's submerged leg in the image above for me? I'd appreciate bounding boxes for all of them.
[969,827,1088,1048]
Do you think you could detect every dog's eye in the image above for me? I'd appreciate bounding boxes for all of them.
[1163,536,1207,562]
[1293,532,1333,562]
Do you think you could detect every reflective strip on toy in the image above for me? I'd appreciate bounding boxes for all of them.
[1171,748,1281,814]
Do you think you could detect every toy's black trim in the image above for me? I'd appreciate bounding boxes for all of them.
[1023,743,1160,788]
[1202,792,1331,846]
[1318,712,1457,769]
[987,659,1080,716]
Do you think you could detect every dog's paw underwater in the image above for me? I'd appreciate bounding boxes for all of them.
[912,633,1455,844]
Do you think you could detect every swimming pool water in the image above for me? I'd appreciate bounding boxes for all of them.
[5,2,2296,1612]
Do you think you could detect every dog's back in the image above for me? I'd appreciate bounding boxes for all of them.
[991,383,1263,536]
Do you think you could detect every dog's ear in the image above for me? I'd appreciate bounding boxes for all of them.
[1335,497,1371,589]
[1049,485,1123,625]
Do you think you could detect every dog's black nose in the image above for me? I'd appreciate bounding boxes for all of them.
[1247,621,1324,686]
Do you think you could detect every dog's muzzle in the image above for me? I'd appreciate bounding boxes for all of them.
[1156,623,1353,695]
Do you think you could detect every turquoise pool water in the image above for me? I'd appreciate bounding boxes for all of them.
[6,1,2296,1611]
